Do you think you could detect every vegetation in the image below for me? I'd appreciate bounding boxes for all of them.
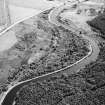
[13,40,105,105]
[15,60,105,105]
[10,3,105,105]
[98,41,105,61]
[0,8,89,95]
[7,23,89,82]
[87,10,105,38]
[3,9,89,82]
[14,73,88,105]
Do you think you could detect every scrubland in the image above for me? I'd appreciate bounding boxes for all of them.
[12,2,105,105]
[0,9,89,96]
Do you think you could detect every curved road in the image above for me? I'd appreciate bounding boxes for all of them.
[49,3,100,72]
[1,3,99,105]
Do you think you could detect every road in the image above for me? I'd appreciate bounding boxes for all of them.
[0,2,100,105]
[49,3,100,72]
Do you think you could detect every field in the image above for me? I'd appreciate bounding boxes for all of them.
[9,4,41,24]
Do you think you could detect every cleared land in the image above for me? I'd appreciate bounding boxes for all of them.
[9,4,41,24]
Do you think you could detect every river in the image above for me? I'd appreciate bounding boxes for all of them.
[0,3,100,105]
